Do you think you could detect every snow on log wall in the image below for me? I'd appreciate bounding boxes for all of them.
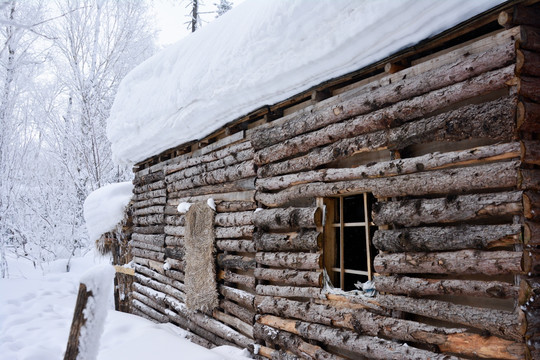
[123,12,540,360]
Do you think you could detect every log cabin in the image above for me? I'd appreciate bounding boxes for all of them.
[105,0,540,358]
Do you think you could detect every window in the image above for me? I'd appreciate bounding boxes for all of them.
[322,193,377,291]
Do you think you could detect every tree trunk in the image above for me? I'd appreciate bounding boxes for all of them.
[253,207,322,230]
[254,268,322,287]
[374,250,522,276]
[254,230,321,252]
[256,252,322,270]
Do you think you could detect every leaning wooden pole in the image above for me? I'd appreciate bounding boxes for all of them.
[64,283,92,360]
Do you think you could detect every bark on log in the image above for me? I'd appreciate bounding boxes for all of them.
[255,65,515,166]
[254,230,321,252]
[258,95,516,177]
[165,235,184,247]
[132,197,167,210]
[257,161,520,207]
[374,250,522,276]
[216,201,257,213]
[516,49,540,77]
[256,252,322,270]
[257,318,460,360]
[498,6,540,28]
[249,42,515,150]
[132,189,166,202]
[219,285,255,310]
[168,177,256,199]
[373,191,523,227]
[132,225,165,235]
[131,233,165,246]
[212,309,254,338]
[164,246,185,261]
[167,310,237,348]
[216,239,256,253]
[215,211,253,227]
[132,299,168,323]
[130,240,163,253]
[217,254,256,271]
[373,224,521,252]
[254,268,322,287]
[169,190,256,205]
[518,76,540,103]
[133,214,164,226]
[376,293,524,341]
[168,160,256,192]
[218,270,256,289]
[220,298,256,324]
[250,345,299,360]
[374,275,518,299]
[257,142,521,192]
[165,215,183,226]
[254,323,345,360]
[167,148,254,182]
[131,247,165,262]
[524,191,540,221]
[523,249,540,276]
[132,205,165,217]
[134,273,185,302]
[253,208,322,231]
[164,258,185,272]
[215,225,254,239]
[133,180,166,194]
[133,171,164,186]
[134,263,184,291]
[164,226,185,237]
[517,101,540,133]
[256,285,323,299]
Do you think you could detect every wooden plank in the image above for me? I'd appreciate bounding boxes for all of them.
[114,265,135,276]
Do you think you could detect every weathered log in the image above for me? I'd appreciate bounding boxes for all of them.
[374,250,522,276]
[517,101,540,133]
[168,177,256,199]
[164,258,185,271]
[521,169,540,191]
[256,252,322,270]
[255,65,515,166]
[132,214,164,226]
[131,306,158,323]
[133,285,166,308]
[374,275,518,299]
[522,140,540,165]
[524,191,540,221]
[254,230,321,252]
[518,76,540,103]
[250,345,299,360]
[213,309,253,338]
[165,235,184,246]
[257,142,521,191]
[258,161,520,207]
[218,270,256,289]
[516,49,540,77]
[217,254,256,271]
[220,298,256,324]
[219,285,255,310]
[131,247,165,262]
[134,263,184,291]
[373,191,523,227]
[64,284,91,360]
[164,246,184,261]
[132,299,168,323]
[258,318,457,360]
[133,180,166,194]
[498,6,540,28]
[376,293,523,341]
[216,200,257,213]
[519,26,540,52]
[165,215,184,226]
[132,205,165,217]
[523,249,540,276]
[258,95,516,177]
[167,148,254,182]
[164,225,185,237]
[131,233,165,246]
[130,240,163,253]
[131,197,167,210]
[256,285,323,299]
[256,296,523,359]
[132,225,165,234]
[215,211,253,227]
[216,239,256,253]
[253,207,322,231]
[168,160,256,192]
[134,273,185,302]
[167,310,237,348]
[249,41,515,150]
[133,170,164,186]
[525,221,540,246]
[165,141,252,175]
[215,225,254,239]
[316,294,386,313]
[373,224,521,252]
[132,189,166,202]
[254,323,345,360]
[169,190,256,205]
[254,268,322,287]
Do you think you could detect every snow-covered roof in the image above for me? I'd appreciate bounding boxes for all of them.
[83,182,134,242]
[107,0,505,165]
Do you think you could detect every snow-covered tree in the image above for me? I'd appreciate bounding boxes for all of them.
[215,0,232,17]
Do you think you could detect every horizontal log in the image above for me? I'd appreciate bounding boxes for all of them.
[133,283,166,307]
[253,207,322,231]
[133,170,164,186]
[220,298,255,324]
[373,224,521,252]
[499,6,540,28]
[524,191,540,221]
[374,250,522,276]
[254,268,322,287]
[132,205,165,217]
[169,190,256,205]
[217,254,256,271]
[132,214,164,226]
[255,65,515,166]
[131,247,164,262]
[254,230,321,252]
[132,225,164,235]
[131,197,167,210]
[517,101,540,133]
[372,191,523,227]
[131,233,165,246]
[212,309,253,338]
[259,95,516,177]
[256,252,322,270]
[374,275,518,299]
[250,345,298,360]
[167,310,237,348]
[257,142,521,192]
[516,49,540,77]
[167,148,254,183]
[250,41,515,150]
[218,269,256,289]
[216,239,256,253]
[164,246,184,261]
[523,249,540,276]
[130,240,163,253]
[133,180,165,195]
[215,211,253,227]
[134,273,185,302]
[256,285,323,299]
[165,235,183,247]
[518,76,540,103]
[216,200,257,213]
[219,285,255,310]
[519,25,540,52]
[132,189,166,202]
[256,296,523,359]
[168,177,256,199]
[164,226,184,237]
[257,318,460,360]
[168,160,256,192]
[131,306,158,323]
[376,293,523,341]
[134,264,184,291]
[257,161,520,207]
[215,225,254,239]
[132,299,168,323]
[254,323,345,360]
[164,258,184,272]
[165,215,183,226]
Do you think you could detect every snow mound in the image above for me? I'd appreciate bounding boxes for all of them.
[83,182,134,242]
[107,0,504,165]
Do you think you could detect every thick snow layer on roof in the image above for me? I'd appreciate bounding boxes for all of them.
[84,182,133,242]
[108,0,505,165]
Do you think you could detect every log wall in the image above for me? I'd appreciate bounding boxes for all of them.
[118,7,540,359]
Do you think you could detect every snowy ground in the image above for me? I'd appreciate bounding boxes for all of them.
[0,253,252,360]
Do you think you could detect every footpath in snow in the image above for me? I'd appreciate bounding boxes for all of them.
[0,253,251,360]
